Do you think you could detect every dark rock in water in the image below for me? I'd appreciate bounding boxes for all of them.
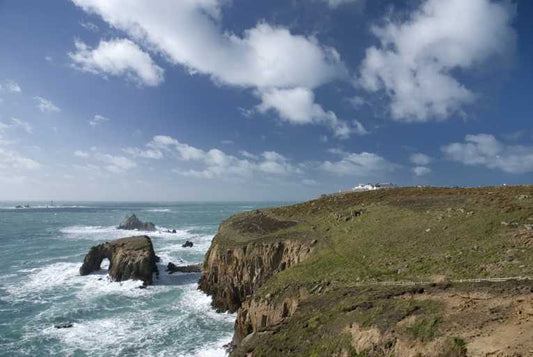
[166,262,202,274]
[172,229,177,234]
[55,323,73,329]
[79,236,159,285]
[166,229,177,234]
[155,255,161,263]
[182,240,194,248]
[117,214,156,231]
[15,205,23,209]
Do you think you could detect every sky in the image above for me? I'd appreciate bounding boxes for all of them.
[0,0,531,201]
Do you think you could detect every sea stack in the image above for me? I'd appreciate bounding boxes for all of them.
[117,214,156,231]
[79,235,159,285]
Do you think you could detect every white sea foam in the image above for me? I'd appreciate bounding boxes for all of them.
[144,208,171,212]
[5,262,153,303]
[38,280,234,356]
[59,225,193,241]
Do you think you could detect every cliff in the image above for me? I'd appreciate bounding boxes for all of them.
[199,186,533,356]
[199,210,315,312]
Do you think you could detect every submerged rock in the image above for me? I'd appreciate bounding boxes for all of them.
[79,235,159,285]
[166,262,202,274]
[117,214,156,231]
[54,323,73,329]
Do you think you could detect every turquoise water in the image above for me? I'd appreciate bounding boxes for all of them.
[0,201,282,356]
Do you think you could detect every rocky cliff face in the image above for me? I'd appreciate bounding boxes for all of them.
[199,236,314,313]
[80,235,159,285]
[198,210,316,351]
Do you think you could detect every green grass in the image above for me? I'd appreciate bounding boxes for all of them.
[220,186,533,356]
[222,186,533,297]
[406,316,441,341]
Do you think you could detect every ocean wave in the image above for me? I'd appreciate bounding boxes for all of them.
[0,205,91,210]
[59,225,194,241]
[33,274,234,356]
[144,208,172,212]
[4,262,152,302]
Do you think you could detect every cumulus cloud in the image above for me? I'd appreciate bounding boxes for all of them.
[359,0,516,121]
[94,153,137,173]
[74,150,90,158]
[89,114,109,127]
[320,149,394,176]
[126,135,300,179]
[410,153,431,166]
[323,0,360,9]
[0,147,40,170]
[257,87,365,138]
[70,0,352,136]
[442,134,533,174]
[34,96,60,113]
[413,166,431,176]
[4,80,21,93]
[69,38,164,86]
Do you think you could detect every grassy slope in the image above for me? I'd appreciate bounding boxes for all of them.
[224,186,533,356]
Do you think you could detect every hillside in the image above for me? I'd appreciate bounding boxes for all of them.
[199,186,533,356]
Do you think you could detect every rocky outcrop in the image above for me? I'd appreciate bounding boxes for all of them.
[166,262,202,274]
[117,214,156,231]
[182,240,194,248]
[199,210,313,313]
[233,287,309,347]
[199,237,314,313]
[79,235,159,285]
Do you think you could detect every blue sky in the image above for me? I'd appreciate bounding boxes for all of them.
[0,0,531,201]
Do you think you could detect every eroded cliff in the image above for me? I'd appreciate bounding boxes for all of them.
[199,210,316,312]
[199,186,533,356]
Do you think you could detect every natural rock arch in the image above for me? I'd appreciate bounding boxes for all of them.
[79,235,159,285]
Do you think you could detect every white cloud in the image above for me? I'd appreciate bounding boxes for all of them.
[74,150,90,158]
[89,114,109,127]
[323,0,359,9]
[9,118,32,134]
[69,38,164,86]
[302,178,319,186]
[34,96,60,113]
[128,135,300,179]
[71,0,351,136]
[321,149,394,176]
[413,166,431,176]
[0,147,40,170]
[80,21,99,32]
[257,87,362,138]
[95,153,137,172]
[442,134,533,174]
[5,80,21,93]
[122,147,163,159]
[359,0,516,121]
[70,1,345,88]
[410,153,431,166]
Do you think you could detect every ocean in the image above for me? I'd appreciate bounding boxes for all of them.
[0,201,283,356]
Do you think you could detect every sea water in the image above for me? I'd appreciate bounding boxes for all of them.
[0,201,282,356]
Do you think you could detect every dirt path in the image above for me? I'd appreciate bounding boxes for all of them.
[352,276,533,287]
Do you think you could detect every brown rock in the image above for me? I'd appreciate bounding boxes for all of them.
[79,235,159,285]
